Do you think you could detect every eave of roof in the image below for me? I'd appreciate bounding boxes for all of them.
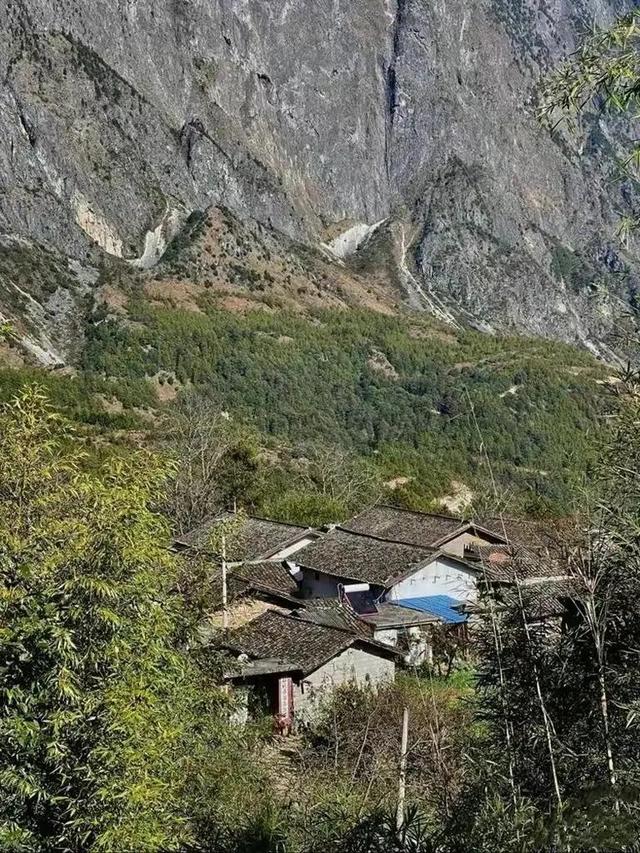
[432,522,508,548]
[224,658,302,680]
[221,609,401,676]
[297,543,483,590]
[361,602,441,629]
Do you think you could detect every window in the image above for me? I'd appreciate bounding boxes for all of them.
[314,572,320,581]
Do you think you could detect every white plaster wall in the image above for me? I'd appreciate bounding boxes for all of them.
[373,627,399,646]
[294,646,395,719]
[299,568,344,598]
[389,556,478,603]
[373,626,432,666]
[271,536,317,560]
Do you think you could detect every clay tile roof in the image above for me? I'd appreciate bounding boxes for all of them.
[360,601,441,629]
[474,516,556,551]
[342,504,466,547]
[204,573,253,612]
[176,512,309,560]
[233,561,301,600]
[294,527,435,586]
[222,610,361,676]
[468,544,566,584]
[500,579,582,619]
[296,599,374,639]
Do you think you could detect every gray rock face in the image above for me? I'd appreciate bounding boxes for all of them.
[0,0,639,360]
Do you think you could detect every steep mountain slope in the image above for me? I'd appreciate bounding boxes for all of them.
[0,0,639,364]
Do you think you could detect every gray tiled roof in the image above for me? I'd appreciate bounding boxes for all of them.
[176,512,309,560]
[360,601,441,629]
[467,544,566,584]
[500,580,581,619]
[294,527,435,586]
[342,504,466,547]
[203,562,301,612]
[222,610,393,676]
[475,516,556,550]
[233,561,301,600]
[296,599,374,639]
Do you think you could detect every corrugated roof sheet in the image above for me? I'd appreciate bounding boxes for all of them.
[343,504,466,547]
[398,595,468,624]
[294,527,434,586]
[176,512,309,560]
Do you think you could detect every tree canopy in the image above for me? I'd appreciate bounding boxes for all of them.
[0,387,223,852]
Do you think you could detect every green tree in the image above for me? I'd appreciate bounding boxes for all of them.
[541,10,640,237]
[0,387,220,852]
[470,381,640,850]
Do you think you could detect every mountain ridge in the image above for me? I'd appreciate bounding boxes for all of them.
[0,0,639,366]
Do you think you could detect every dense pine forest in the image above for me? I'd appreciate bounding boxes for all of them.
[0,302,610,526]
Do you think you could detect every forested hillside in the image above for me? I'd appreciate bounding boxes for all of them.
[0,289,610,523]
[85,295,611,515]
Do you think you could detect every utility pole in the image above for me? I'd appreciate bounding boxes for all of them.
[221,533,229,630]
[396,706,409,839]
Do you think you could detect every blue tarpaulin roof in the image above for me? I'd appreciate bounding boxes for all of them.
[397,595,467,624]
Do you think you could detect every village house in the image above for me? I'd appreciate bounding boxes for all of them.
[173,511,320,562]
[284,526,484,662]
[467,578,583,634]
[339,504,573,606]
[184,505,575,699]
[464,543,570,586]
[291,526,484,610]
[204,560,305,631]
[355,600,440,665]
[219,609,400,728]
[342,504,508,558]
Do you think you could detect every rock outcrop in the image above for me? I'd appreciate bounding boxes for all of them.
[0,0,638,362]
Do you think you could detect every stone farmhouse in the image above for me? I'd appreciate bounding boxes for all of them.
[221,609,400,730]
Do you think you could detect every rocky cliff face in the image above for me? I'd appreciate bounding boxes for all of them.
[0,0,638,363]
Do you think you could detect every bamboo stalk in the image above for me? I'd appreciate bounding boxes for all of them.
[396,706,409,838]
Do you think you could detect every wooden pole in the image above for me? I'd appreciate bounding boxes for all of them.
[396,706,409,837]
[222,534,229,630]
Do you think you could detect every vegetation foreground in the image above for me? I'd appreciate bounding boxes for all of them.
[1,377,639,852]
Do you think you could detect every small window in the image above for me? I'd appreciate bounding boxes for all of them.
[314,572,320,581]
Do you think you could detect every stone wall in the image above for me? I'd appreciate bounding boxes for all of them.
[294,645,395,721]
